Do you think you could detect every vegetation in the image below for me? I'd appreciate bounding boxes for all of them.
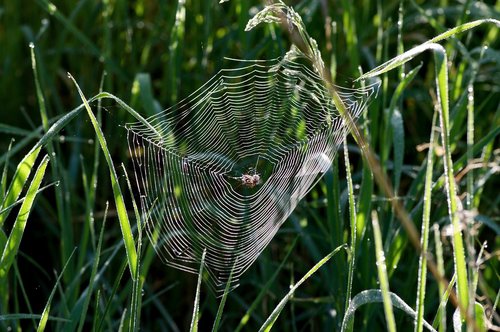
[0,0,499,331]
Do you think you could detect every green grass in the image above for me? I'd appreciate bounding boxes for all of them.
[1,0,499,331]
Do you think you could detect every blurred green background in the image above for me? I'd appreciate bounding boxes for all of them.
[0,0,499,331]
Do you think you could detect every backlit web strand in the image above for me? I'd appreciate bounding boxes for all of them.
[126,57,379,294]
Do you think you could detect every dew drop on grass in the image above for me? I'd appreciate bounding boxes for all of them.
[48,3,57,14]
[329,309,337,318]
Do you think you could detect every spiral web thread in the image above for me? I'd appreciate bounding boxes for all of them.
[126,57,379,294]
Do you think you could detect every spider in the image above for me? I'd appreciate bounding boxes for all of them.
[228,157,262,188]
[240,173,261,188]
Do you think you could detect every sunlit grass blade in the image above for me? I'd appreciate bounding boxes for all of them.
[258,244,346,332]
[235,236,299,332]
[371,210,396,332]
[122,164,142,332]
[415,111,438,332]
[37,248,76,332]
[190,249,206,332]
[343,134,356,316]
[0,146,41,228]
[433,48,469,316]
[0,154,49,313]
[0,154,49,280]
[341,290,437,332]
[67,73,138,279]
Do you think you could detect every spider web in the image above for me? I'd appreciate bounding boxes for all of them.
[126,56,379,294]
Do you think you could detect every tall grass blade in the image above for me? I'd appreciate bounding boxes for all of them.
[190,249,206,332]
[67,73,138,279]
[122,164,142,332]
[371,210,397,332]
[258,244,346,332]
[31,42,73,282]
[37,248,76,332]
[415,111,438,332]
[433,48,469,315]
[343,135,356,315]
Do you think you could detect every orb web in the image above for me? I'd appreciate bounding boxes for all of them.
[126,56,379,294]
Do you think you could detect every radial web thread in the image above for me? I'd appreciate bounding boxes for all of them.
[126,57,379,294]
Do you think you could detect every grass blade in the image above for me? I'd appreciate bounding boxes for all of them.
[0,146,41,228]
[0,154,49,279]
[258,244,346,332]
[67,73,138,279]
[190,249,206,332]
[211,260,236,332]
[76,203,108,332]
[357,19,500,81]
[235,236,299,331]
[37,248,76,332]
[343,134,356,314]
[433,48,469,315]
[415,111,438,332]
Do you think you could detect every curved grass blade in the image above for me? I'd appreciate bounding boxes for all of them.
[341,290,436,332]
[258,244,346,332]
[357,19,500,81]
[67,73,138,279]
[37,248,76,332]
